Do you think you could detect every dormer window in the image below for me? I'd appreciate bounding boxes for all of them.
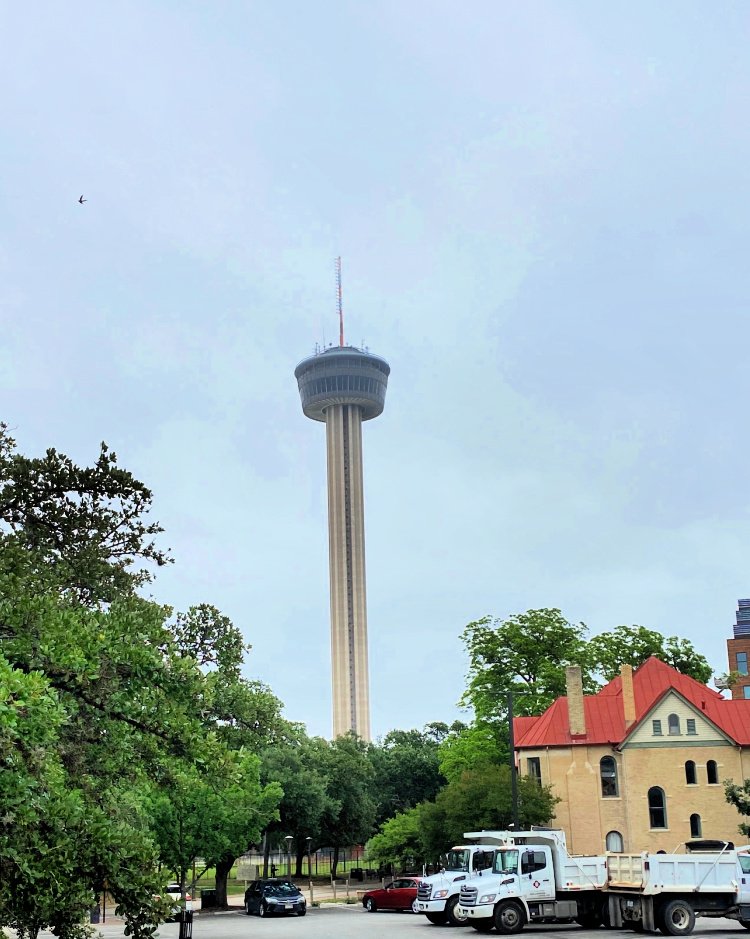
[668,713,680,735]
[652,719,663,736]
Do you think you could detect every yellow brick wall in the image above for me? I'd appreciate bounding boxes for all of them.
[521,737,749,855]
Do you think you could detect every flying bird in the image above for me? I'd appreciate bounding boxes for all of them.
[78,195,86,204]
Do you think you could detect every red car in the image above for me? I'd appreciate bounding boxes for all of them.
[362,876,421,913]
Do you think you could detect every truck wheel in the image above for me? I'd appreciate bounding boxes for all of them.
[446,896,468,926]
[471,922,494,933]
[426,911,448,925]
[659,900,695,937]
[494,901,525,935]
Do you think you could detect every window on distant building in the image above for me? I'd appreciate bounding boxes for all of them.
[707,760,719,784]
[744,687,750,700]
[668,713,680,735]
[685,760,697,785]
[526,757,542,784]
[652,719,663,736]
[648,787,667,829]
[690,814,702,838]
[600,757,619,797]
[686,718,697,735]
[606,831,624,852]
[737,652,749,676]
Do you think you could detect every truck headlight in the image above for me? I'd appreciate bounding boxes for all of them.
[433,890,448,899]
[479,894,496,904]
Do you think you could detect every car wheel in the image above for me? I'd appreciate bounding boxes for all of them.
[259,901,267,918]
[365,898,377,912]
[412,899,420,914]
[446,895,468,926]
[298,908,306,917]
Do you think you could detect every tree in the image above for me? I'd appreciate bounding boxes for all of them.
[429,765,558,851]
[368,727,445,825]
[314,735,376,878]
[587,626,712,684]
[724,778,750,837]
[437,721,507,784]
[260,736,337,877]
[0,424,170,603]
[461,610,591,723]
[365,806,424,870]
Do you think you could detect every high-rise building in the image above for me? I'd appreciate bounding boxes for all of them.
[727,599,750,700]
[294,343,390,740]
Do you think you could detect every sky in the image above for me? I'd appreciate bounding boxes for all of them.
[2,1,750,740]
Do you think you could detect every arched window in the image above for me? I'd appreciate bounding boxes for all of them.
[600,756,619,797]
[606,830,624,852]
[668,713,680,735]
[707,760,719,784]
[690,814,702,838]
[685,760,697,785]
[648,786,667,829]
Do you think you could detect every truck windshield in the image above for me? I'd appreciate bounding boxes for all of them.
[493,850,519,875]
[442,849,470,872]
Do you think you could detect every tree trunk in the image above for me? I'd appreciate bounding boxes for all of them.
[214,854,234,909]
[262,831,271,879]
[295,845,305,877]
[331,845,340,880]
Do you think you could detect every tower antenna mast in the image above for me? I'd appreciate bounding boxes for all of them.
[336,256,344,347]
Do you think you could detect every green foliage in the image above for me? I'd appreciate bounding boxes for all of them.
[461,610,591,723]
[365,806,423,869]
[724,778,750,837]
[368,727,445,825]
[438,721,507,783]
[587,625,712,684]
[460,610,713,724]
[0,423,170,603]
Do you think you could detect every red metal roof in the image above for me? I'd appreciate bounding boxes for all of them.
[514,656,750,748]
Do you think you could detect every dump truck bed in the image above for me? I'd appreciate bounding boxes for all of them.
[606,851,741,893]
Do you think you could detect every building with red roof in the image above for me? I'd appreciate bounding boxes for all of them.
[513,657,750,855]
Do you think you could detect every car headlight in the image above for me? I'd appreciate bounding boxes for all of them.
[479,894,497,904]
[433,890,448,899]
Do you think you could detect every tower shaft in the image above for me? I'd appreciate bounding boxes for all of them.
[325,404,370,740]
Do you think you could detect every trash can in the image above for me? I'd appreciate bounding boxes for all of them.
[89,904,101,924]
[351,868,364,882]
[200,888,217,909]
[178,910,193,939]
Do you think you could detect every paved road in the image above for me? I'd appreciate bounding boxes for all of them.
[61,908,750,939]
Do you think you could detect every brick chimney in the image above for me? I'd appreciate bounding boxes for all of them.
[621,664,636,728]
[566,666,587,737]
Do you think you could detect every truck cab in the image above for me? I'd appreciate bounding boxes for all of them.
[415,843,498,925]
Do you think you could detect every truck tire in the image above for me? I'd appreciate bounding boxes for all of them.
[659,900,695,937]
[471,922,494,932]
[494,900,525,934]
[446,896,468,926]
[426,911,448,925]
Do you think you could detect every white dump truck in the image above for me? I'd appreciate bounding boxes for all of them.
[415,834,503,925]
[605,839,750,936]
[457,829,609,933]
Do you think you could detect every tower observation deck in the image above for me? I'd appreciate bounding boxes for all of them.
[295,345,390,740]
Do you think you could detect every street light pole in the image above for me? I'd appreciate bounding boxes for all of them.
[284,835,293,878]
[306,837,312,878]
[507,691,520,829]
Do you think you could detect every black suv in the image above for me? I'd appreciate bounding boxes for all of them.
[243,879,307,917]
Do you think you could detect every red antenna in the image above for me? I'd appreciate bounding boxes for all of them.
[336,256,344,346]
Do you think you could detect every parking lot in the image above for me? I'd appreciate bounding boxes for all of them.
[37,907,750,939]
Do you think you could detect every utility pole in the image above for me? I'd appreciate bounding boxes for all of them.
[507,692,520,828]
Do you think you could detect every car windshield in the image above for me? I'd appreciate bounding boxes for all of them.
[493,850,519,875]
[442,849,470,872]
[264,883,299,897]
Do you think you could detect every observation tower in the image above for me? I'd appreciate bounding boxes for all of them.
[294,263,390,740]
